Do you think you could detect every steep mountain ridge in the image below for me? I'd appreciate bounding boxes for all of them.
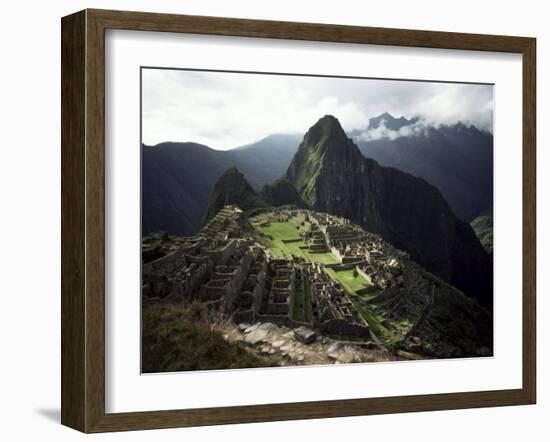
[286,115,492,305]
[354,113,493,221]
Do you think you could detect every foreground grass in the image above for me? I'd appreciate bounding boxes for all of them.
[142,302,275,373]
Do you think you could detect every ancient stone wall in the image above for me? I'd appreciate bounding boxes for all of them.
[256,313,292,327]
[319,319,370,338]
[251,266,267,317]
[222,252,254,312]
[142,248,188,276]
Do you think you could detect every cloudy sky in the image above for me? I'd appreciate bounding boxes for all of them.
[142,68,493,150]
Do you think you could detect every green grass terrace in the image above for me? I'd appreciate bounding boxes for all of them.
[253,219,338,265]
[251,213,386,337]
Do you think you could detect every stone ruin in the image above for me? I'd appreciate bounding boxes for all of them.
[142,205,408,342]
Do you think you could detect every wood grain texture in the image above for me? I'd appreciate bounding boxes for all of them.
[60,8,537,433]
[85,9,107,432]
[89,8,532,52]
[522,38,537,403]
[61,10,86,432]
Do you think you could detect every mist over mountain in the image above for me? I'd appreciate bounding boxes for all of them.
[366,112,419,131]
[230,133,303,187]
[286,115,492,305]
[351,113,493,221]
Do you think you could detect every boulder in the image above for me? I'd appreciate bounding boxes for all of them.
[293,326,317,344]
[327,342,342,359]
[405,335,423,352]
[244,329,268,345]
[238,323,251,332]
[336,350,355,364]
[244,323,260,334]
[257,322,278,332]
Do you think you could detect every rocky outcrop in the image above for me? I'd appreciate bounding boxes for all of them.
[204,168,305,223]
[471,212,493,255]
[204,167,268,222]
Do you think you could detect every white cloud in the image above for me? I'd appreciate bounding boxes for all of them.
[142,69,493,149]
[356,118,429,142]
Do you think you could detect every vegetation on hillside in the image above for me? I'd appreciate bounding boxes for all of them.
[142,302,275,373]
[471,212,493,255]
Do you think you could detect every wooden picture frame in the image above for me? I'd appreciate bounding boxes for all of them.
[61,8,536,433]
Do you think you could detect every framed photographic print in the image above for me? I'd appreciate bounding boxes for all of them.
[61,9,536,433]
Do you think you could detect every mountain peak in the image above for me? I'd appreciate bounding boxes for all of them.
[300,115,358,154]
[204,167,267,222]
[368,113,418,131]
[317,114,340,124]
[221,166,242,178]
[286,116,363,206]
[312,114,345,132]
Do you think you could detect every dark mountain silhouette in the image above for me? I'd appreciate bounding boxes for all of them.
[354,113,493,221]
[203,167,268,222]
[204,170,305,224]
[142,134,302,236]
[142,142,228,236]
[261,178,305,208]
[286,115,492,305]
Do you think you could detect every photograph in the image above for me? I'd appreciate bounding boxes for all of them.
[0,0,542,438]
[140,68,494,373]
